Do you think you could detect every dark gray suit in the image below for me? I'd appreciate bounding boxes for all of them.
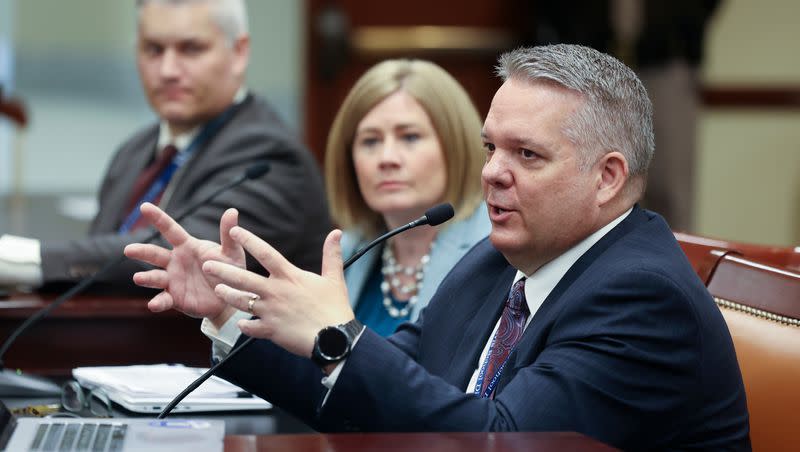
[41,94,331,292]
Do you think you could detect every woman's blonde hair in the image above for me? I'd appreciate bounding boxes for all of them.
[325,59,485,236]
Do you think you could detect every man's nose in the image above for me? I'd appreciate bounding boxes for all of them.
[481,151,512,187]
[159,49,181,78]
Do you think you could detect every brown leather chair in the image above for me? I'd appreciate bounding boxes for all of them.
[675,231,800,274]
[706,254,800,452]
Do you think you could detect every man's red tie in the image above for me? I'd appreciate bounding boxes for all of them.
[122,144,179,231]
[479,278,530,398]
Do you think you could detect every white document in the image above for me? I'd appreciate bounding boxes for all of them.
[73,364,272,414]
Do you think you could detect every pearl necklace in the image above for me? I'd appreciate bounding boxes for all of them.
[380,242,433,318]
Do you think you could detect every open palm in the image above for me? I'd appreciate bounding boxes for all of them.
[124,202,246,321]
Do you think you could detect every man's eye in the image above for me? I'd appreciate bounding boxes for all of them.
[143,44,163,56]
[483,143,496,152]
[181,43,204,54]
[521,149,537,159]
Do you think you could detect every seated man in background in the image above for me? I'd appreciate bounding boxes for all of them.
[0,0,330,292]
[127,44,750,450]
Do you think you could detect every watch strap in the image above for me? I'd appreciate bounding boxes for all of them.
[340,318,365,341]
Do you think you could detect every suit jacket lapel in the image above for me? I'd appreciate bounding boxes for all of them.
[498,206,649,390]
[110,134,159,229]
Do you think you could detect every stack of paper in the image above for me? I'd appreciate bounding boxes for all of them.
[74,364,244,399]
[72,364,272,413]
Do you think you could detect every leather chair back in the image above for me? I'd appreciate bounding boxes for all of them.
[707,254,800,452]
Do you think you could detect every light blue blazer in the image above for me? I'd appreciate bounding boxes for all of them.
[340,203,491,321]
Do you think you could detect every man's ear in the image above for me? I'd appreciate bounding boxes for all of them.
[595,151,629,205]
[232,35,250,77]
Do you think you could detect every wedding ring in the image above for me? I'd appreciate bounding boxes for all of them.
[247,294,260,315]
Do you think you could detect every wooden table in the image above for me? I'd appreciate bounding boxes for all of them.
[223,432,617,451]
[0,291,210,375]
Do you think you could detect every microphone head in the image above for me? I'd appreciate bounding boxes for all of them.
[245,161,271,180]
[424,203,455,226]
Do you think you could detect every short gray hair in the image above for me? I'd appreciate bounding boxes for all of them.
[136,0,249,45]
[497,44,654,185]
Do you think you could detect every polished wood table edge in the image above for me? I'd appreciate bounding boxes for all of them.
[1,291,180,318]
[0,291,209,373]
[223,431,618,451]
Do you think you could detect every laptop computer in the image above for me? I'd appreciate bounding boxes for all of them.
[0,400,224,452]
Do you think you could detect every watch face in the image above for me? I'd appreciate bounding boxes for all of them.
[318,326,349,360]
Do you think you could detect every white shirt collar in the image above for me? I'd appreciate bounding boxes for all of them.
[155,87,248,154]
[513,207,634,320]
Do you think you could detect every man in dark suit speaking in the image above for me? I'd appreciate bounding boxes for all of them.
[126,44,750,450]
[0,0,330,291]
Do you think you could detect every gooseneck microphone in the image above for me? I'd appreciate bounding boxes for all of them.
[157,203,455,418]
[342,203,454,268]
[0,161,271,397]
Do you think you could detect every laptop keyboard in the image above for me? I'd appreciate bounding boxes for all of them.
[29,421,127,451]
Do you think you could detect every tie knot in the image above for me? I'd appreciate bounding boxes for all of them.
[506,278,528,314]
[158,144,179,163]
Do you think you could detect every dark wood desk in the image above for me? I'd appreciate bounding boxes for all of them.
[0,291,209,375]
[223,432,617,451]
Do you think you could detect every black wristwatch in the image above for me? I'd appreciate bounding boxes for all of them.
[310,319,364,367]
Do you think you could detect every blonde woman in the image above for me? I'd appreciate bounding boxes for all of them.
[325,60,489,336]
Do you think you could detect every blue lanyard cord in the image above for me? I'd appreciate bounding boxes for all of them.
[473,332,515,399]
[118,104,240,233]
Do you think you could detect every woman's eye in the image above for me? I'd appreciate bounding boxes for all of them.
[359,137,379,147]
[402,133,420,143]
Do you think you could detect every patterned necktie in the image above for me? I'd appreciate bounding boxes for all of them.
[122,144,179,231]
[479,278,530,398]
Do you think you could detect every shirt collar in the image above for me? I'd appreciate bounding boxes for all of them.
[513,207,634,316]
[155,87,248,154]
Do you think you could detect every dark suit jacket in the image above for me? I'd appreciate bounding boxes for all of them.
[217,206,750,450]
[40,94,331,291]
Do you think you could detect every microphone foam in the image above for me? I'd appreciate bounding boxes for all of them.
[245,161,271,179]
[424,203,455,226]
